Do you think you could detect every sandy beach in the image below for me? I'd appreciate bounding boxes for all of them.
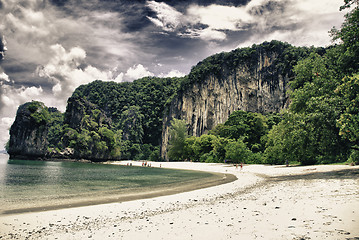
[0,162,358,240]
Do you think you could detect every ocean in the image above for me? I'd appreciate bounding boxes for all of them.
[0,154,214,214]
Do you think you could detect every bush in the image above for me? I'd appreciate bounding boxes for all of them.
[348,150,359,165]
[247,152,264,164]
[225,139,251,164]
[149,146,161,161]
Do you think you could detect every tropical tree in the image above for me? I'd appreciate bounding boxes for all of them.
[168,119,188,161]
[336,74,359,148]
[225,138,251,164]
[210,110,268,152]
[330,0,359,74]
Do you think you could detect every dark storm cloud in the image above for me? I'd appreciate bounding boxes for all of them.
[1,61,35,78]
[49,0,69,7]
[0,35,5,61]
[144,32,205,69]
[48,0,153,32]
[156,0,250,8]
[2,59,52,88]
[47,0,251,33]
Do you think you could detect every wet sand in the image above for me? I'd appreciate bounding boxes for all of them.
[0,162,358,240]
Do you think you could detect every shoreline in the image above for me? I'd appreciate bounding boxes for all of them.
[2,168,237,215]
[0,158,237,215]
[0,163,358,239]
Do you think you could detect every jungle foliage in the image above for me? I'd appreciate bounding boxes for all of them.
[167,1,359,165]
[265,1,359,165]
[167,111,280,164]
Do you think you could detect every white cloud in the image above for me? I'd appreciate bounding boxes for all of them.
[293,0,342,15]
[189,28,227,41]
[236,0,345,48]
[0,117,14,149]
[1,0,143,81]
[187,4,252,31]
[0,1,74,67]
[0,72,10,83]
[114,72,124,83]
[159,69,186,78]
[1,117,13,130]
[123,64,154,81]
[147,0,345,46]
[147,1,254,41]
[5,10,49,37]
[1,85,43,110]
[37,44,117,98]
[146,1,183,32]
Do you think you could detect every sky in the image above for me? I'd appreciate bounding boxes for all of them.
[0,0,347,150]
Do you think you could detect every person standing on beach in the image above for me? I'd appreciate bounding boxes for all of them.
[240,163,243,171]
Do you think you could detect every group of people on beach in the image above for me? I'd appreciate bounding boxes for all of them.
[125,161,163,168]
[142,161,152,167]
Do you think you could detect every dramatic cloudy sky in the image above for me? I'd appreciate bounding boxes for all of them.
[0,0,347,150]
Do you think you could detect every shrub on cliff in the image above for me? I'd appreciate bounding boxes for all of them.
[27,101,50,125]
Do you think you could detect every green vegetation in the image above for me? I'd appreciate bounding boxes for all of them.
[168,111,279,163]
[72,77,181,145]
[266,1,358,165]
[27,101,50,125]
[168,119,189,161]
[47,107,64,150]
[167,1,359,165]
[45,77,181,160]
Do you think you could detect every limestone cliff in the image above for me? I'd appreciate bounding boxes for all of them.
[63,96,112,131]
[8,101,49,159]
[161,41,309,160]
[8,97,115,161]
[60,96,116,161]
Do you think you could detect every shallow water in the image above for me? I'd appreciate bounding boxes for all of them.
[0,154,213,213]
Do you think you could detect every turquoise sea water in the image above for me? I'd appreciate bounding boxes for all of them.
[0,154,213,214]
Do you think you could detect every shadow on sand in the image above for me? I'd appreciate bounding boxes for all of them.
[270,168,359,182]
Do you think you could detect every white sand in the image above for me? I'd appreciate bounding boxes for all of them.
[0,162,358,240]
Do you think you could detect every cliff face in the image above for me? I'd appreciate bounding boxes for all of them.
[8,97,115,161]
[8,102,49,159]
[161,43,296,160]
[60,97,115,161]
[63,96,112,130]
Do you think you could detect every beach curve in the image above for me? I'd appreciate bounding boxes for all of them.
[0,162,358,240]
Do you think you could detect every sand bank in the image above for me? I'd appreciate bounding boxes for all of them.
[0,162,358,239]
